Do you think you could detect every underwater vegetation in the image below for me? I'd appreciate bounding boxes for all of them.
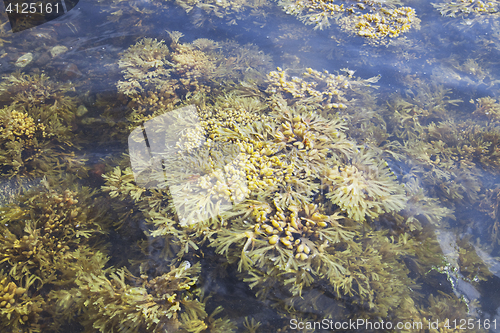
[383,80,500,252]
[266,66,380,112]
[0,178,109,288]
[0,13,12,47]
[102,50,488,328]
[431,0,500,31]
[51,260,236,333]
[0,72,76,121]
[170,0,271,27]
[2,0,500,330]
[432,0,500,18]
[94,0,166,30]
[116,34,272,128]
[0,176,237,333]
[0,177,110,332]
[0,271,44,333]
[322,149,406,222]
[277,0,420,43]
[96,0,271,28]
[0,73,86,179]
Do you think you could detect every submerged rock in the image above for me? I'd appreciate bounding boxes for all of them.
[60,62,82,80]
[15,52,33,67]
[50,45,68,58]
[76,105,88,117]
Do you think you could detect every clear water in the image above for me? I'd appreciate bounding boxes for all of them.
[1,0,500,332]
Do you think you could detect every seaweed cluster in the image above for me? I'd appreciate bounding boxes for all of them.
[0,272,43,333]
[266,66,381,114]
[473,96,500,122]
[432,0,500,18]
[323,151,406,222]
[116,34,272,126]
[431,0,500,29]
[386,82,500,209]
[102,60,465,325]
[52,261,236,333]
[0,178,106,331]
[0,72,76,118]
[215,198,415,318]
[0,73,82,179]
[0,175,237,332]
[94,0,164,30]
[278,0,420,43]
[3,0,500,329]
[0,179,108,287]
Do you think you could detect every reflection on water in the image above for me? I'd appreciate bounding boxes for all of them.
[1,0,500,332]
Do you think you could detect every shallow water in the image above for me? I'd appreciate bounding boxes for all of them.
[1,0,500,332]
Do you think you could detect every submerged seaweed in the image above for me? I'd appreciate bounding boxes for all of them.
[278,0,420,44]
[1,0,500,331]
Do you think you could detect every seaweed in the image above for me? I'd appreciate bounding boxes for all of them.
[51,260,235,333]
[277,0,420,43]
[0,272,43,333]
[323,149,406,223]
[472,96,500,122]
[0,72,83,178]
[212,193,415,318]
[116,35,272,126]
[103,54,500,328]
[0,178,109,288]
[432,0,500,18]
[266,67,380,113]
[0,72,77,122]
[478,186,500,245]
